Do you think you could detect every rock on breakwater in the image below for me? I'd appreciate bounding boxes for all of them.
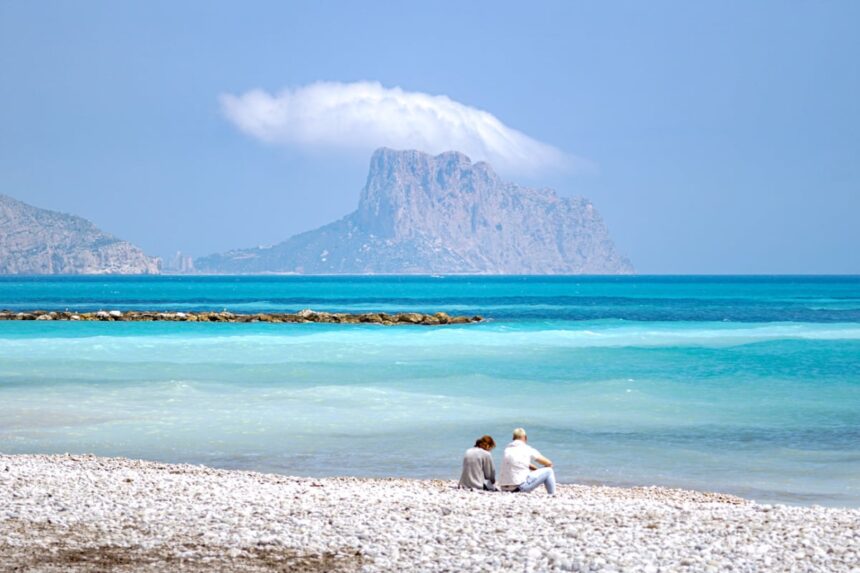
[0,309,482,325]
[1,454,858,572]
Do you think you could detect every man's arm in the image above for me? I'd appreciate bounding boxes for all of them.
[534,455,553,468]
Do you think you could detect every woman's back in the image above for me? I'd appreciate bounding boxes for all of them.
[459,446,496,490]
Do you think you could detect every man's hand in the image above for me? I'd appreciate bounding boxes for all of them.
[534,455,553,468]
[529,464,538,471]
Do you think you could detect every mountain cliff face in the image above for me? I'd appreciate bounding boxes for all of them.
[0,194,160,274]
[197,148,633,274]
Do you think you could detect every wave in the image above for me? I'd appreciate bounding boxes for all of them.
[1,321,858,364]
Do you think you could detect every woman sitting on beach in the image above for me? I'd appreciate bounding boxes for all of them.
[458,435,497,491]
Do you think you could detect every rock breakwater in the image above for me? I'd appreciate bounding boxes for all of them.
[0,309,482,325]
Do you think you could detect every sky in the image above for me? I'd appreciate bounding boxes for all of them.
[1,1,858,273]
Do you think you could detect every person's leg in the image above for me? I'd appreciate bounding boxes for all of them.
[517,467,556,494]
[544,467,556,494]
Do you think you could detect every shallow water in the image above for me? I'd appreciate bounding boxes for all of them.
[1,275,858,506]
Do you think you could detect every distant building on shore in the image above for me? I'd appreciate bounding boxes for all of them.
[163,251,195,274]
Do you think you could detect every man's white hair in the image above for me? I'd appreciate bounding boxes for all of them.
[512,427,527,440]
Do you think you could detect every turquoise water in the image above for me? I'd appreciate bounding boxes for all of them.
[0,276,858,506]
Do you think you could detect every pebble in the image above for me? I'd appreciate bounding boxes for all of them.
[0,453,858,572]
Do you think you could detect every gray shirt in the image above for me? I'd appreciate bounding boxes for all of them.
[459,447,496,490]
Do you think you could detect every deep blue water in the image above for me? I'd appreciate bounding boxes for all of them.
[0,275,858,506]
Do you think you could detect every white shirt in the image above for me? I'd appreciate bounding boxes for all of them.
[498,440,542,489]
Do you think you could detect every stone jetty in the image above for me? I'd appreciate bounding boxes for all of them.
[0,309,482,326]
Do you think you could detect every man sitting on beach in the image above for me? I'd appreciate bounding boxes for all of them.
[459,435,497,491]
[498,427,556,495]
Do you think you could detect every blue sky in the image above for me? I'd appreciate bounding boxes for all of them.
[1,1,857,273]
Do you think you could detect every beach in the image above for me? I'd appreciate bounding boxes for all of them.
[1,454,858,572]
[4,1,858,569]
[1,275,858,571]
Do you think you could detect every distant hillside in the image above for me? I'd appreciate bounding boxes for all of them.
[197,148,632,274]
[0,194,159,274]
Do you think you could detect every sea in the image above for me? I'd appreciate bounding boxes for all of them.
[0,275,858,507]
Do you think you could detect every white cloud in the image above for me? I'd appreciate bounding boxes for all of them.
[220,81,579,174]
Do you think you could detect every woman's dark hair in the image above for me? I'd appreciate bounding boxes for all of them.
[475,435,496,449]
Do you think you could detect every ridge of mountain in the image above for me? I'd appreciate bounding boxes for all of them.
[197,148,633,274]
[0,194,159,274]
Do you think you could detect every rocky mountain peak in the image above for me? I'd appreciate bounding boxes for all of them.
[0,194,160,275]
[197,148,633,274]
[358,148,504,240]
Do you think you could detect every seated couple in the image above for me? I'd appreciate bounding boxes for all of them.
[458,427,556,494]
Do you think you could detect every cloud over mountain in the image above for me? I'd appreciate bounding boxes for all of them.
[220,81,576,175]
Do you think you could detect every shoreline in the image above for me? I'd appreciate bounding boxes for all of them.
[2,454,858,571]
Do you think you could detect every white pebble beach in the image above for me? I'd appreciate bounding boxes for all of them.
[1,454,858,572]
